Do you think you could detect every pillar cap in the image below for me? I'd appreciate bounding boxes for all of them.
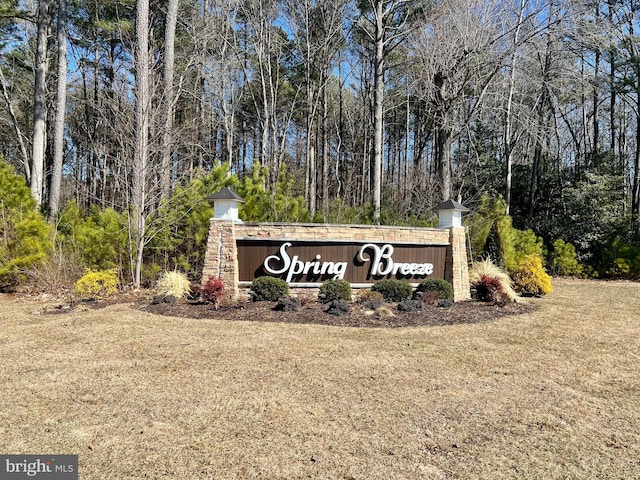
[206,187,245,203]
[435,199,469,212]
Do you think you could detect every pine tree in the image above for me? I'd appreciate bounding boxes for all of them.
[0,159,51,287]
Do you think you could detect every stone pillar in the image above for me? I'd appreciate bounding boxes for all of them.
[449,226,470,301]
[201,219,239,303]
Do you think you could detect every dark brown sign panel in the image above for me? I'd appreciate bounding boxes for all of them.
[237,239,448,285]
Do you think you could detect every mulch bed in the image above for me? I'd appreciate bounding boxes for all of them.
[140,298,536,328]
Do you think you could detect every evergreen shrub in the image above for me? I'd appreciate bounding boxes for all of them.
[73,269,118,300]
[549,239,583,276]
[371,279,413,302]
[414,278,454,301]
[251,276,289,301]
[511,254,553,297]
[0,160,51,286]
[603,236,640,279]
[318,279,352,303]
[467,195,543,271]
[57,201,128,271]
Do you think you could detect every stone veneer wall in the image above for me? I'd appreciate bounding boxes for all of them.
[202,221,471,303]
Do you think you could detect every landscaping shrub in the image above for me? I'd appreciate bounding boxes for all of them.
[467,195,543,271]
[371,279,413,302]
[155,270,191,299]
[201,276,224,306]
[548,239,583,277]
[398,299,423,312]
[318,278,352,303]
[437,299,454,308]
[326,299,350,316]
[273,296,301,312]
[73,269,118,300]
[511,254,553,297]
[357,289,384,310]
[250,276,289,301]
[469,259,519,302]
[414,278,454,301]
[472,274,510,304]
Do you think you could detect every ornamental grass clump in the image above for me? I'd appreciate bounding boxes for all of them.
[469,259,519,303]
[155,270,191,300]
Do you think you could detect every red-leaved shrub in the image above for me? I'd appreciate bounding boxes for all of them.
[201,276,224,307]
[472,274,509,305]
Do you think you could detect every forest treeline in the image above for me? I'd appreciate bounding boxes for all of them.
[1,0,640,286]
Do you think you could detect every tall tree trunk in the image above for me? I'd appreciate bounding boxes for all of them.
[433,72,452,201]
[160,0,179,198]
[372,0,384,224]
[49,0,68,220]
[133,0,150,287]
[30,0,50,207]
[322,79,329,218]
[592,4,600,158]
[504,0,524,215]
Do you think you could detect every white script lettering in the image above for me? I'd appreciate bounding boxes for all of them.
[357,243,433,277]
[264,242,348,282]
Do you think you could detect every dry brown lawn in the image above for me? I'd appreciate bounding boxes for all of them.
[0,278,639,479]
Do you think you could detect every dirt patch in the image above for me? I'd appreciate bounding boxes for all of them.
[140,297,536,328]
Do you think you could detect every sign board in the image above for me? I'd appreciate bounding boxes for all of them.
[237,239,448,285]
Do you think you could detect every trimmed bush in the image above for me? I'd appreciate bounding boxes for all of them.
[201,276,224,306]
[371,279,413,302]
[512,254,553,297]
[73,269,118,300]
[318,279,352,303]
[251,276,289,301]
[155,271,191,299]
[414,278,454,301]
